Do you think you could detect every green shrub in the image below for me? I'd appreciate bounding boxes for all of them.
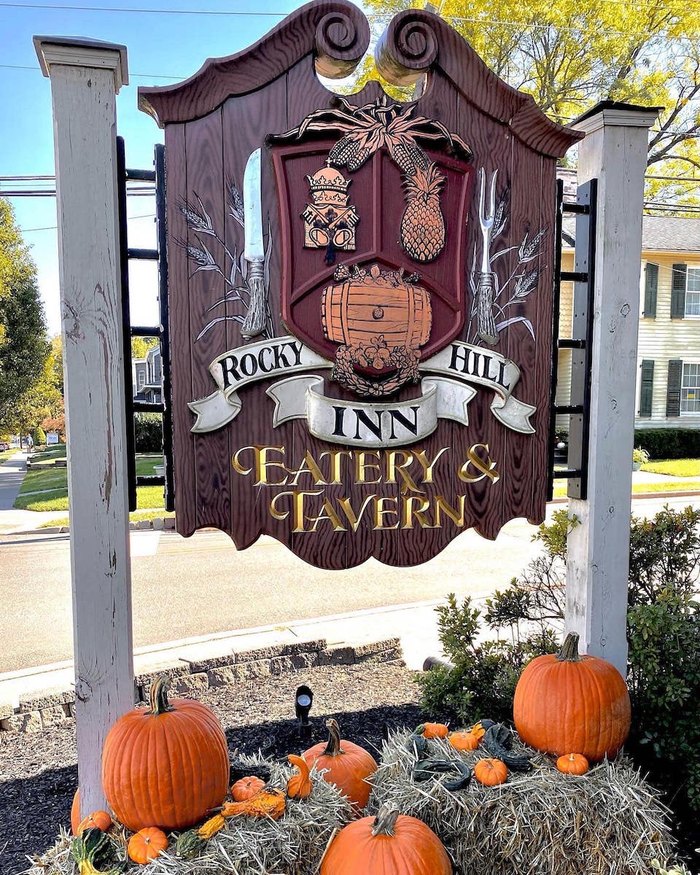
[418,594,557,724]
[32,426,46,447]
[634,428,700,460]
[134,413,162,453]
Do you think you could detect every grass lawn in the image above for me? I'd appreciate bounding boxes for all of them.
[39,508,175,529]
[551,479,700,498]
[642,458,700,477]
[14,454,164,512]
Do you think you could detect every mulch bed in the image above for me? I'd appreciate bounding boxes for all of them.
[0,662,422,875]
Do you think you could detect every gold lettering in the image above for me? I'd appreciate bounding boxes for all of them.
[269,490,292,521]
[373,496,400,529]
[291,489,324,532]
[307,498,347,532]
[434,494,467,527]
[231,445,255,476]
[355,450,382,484]
[386,450,422,494]
[458,443,500,484]
[401,496,438,529]
[289,451,328,487]
[414,447,450,483]
[319,449,352,484]
[337,494,375,531]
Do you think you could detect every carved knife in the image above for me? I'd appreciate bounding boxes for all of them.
[241,147,267,338]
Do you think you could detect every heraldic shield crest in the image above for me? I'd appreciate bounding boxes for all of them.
[270,98,474,398]
[139,0,582,569]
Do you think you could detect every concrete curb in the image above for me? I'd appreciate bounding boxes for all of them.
[0,636,404,733]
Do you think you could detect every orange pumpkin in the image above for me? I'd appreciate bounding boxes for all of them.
[513,632,631,762]
[556,753,590,776]
[287,754,312,799]
[303,718,377,810]
[418,722,449,739]
[231,776,265,801]
[102,677,229,832]
[70,790,81,834]
[448,730,479,751]
[473,758,508,786]
[77,810,112,835]
[128,827,169,865]
[320,803,451,875]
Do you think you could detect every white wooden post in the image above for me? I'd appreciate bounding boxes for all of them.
[566,102,658,675]
[34,36,134,815]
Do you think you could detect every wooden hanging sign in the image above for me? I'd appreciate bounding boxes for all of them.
[139,0,582,569]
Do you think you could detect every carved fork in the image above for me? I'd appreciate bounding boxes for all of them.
[476,167,499,345]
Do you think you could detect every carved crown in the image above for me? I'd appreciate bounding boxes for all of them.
[306,165,351,206]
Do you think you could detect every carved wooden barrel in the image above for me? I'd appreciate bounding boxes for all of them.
[322,268,432,350]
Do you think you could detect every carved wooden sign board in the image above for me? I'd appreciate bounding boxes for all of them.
[139,1,582,569]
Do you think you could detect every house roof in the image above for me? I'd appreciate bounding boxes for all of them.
[561,214,700,253]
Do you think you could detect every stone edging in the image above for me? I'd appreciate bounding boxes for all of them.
[0,637,403,733]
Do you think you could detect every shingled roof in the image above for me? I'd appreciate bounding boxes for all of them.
[561,214,700,253]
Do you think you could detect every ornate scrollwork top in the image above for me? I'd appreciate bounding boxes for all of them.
[375,10,439,87]
[315,10,371,79]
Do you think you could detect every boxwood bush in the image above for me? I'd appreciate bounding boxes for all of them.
[634,428,700,460]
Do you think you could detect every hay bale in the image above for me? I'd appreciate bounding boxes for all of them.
[27,754,352,875]
[369,729,677,875]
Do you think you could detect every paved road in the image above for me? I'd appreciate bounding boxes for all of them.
[1,494,697,673]
[2,518,544,672]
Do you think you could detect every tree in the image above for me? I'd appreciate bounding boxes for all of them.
[361,0,700,210]
[0,198,50,428]
[131,336,158,359]
[4,347,63,437]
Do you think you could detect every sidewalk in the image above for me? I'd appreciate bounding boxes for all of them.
[0,597,460,712]
[0,451,66,534]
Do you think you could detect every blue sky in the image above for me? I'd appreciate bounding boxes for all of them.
[1,0,328,334]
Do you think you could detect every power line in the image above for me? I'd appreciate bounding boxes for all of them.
[0,2,287,14]
[0,62,183,80]
[20,212,155,233]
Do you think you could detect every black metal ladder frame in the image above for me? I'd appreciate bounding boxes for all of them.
[116,137,174,512]
[547,177,597,502]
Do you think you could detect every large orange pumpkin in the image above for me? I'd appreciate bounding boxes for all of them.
[513,632,631,762]
[303,718,377,810]
[320,804,451,875]
[102,677,229,832]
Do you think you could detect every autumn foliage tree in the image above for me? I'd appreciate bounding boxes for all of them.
[0,198,50,430]
[360,0,700,209]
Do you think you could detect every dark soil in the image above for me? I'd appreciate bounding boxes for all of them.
[0,663,422,874]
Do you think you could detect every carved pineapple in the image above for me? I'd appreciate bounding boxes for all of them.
[400,164,446,262]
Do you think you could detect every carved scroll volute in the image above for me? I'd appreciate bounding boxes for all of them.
[315,9,371,79]
[375,10,439,86]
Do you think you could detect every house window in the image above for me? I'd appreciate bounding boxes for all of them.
[138,371,145,390]
[686,268,700,316]
[681,362,700,413]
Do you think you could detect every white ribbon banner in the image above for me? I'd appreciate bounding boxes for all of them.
[189,335,536,438]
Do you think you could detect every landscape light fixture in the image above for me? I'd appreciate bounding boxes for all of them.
[295,684,313,743]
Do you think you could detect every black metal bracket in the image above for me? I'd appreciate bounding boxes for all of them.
[548,178,597,501]
[117,137,174,514]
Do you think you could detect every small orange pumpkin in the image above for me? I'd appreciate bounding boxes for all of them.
[287,754,312,799]
[448,730,480,751]
[77,810,112,835]
[128,827,169,864]
[320,803,451,875]
[303,718,377,810]
[418,722,449,739]
[474,758,508,786]
[556,753,589,775]
[231,775,265,801]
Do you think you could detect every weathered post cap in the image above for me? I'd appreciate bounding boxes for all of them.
[33,35,129,91]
